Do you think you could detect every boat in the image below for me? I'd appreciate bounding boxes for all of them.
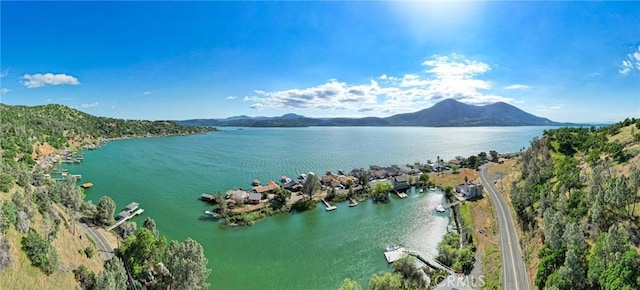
[429,187,436,192]
[386,244,401,252]
[435,204,445,212]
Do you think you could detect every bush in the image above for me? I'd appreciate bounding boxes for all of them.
[2,201,17,228]
[73,265,96,290]
[84,246,96,258]
[292,199,317,212]
[21,230,58,275]
[0,234,12,273]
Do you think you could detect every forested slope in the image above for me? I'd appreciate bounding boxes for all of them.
[509,119,640,290]
[0,103,214,164]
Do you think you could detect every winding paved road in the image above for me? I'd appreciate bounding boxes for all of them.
[78,221,114,261]
[479,164,530,290]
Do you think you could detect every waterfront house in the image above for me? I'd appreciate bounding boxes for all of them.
[392,175,411,191]
[321,174,338,186]
[227,190,249,204]
[248,193,262,204]
[373,169,388,179]
[253,180,281,195]
[455,183,484,199]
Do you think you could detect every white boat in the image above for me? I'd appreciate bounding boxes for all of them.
[386,244,401,252]
[435,204,445,212]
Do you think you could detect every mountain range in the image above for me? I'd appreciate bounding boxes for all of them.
[177,98,570,127]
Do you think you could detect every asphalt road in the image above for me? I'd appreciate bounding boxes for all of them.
[479,164,530,290]
[78,221,114,261]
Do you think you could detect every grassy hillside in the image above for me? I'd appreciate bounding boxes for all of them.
[0,104,214,289]
[0,103,215,164]
[504,119,640,290]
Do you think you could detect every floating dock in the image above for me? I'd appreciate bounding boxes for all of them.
[394,190,408,199]
[384,246,407,263]
[107,206,144,231]
[348,197,358,207]
[322,199,337,211]
[80,182,93,189]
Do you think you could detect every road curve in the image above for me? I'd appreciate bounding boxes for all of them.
[78,221,115,261]
[479,164,530,290]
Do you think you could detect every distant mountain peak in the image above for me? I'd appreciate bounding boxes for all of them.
[178,98,565,127]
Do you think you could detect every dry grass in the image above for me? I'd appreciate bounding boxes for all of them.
[0,189,105,289]
[468,192,502,289]
[430,168,478,189]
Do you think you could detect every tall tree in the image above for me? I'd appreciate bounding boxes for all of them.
[164,238,211,290]
[95,257,127,290]
[96,196,115,226]
[303,174,321,200]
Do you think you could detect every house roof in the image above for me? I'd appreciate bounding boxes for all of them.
[394,175,410,183]
[227,190,249,200]
[253,180,281,193]
[248,193,262,201]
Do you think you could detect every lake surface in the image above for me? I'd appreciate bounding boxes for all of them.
[63,126,550,289]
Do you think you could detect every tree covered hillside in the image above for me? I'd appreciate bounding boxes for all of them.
[509,119,640,290]
[0,103,215,164]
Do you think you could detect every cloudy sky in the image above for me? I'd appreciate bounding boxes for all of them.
[1,2,640,122]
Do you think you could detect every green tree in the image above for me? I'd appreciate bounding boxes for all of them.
[164,238,211,290]
[96,196,115,226]
[143,217,158,237]
[303,174,321,200]
[392,256,426,289]
[95,257,127,290]
[119,228,167,279]
[340,278,362,290]
[452,247,475,273]
[21,230,58,275]
[369,271,402,290]
[599,249,640,290]
[443,186,454,202]
[273,187,291,205]
[0,172,14,192]
[372,181,393,202]
[418,173,429,189]
[489,150,499,162]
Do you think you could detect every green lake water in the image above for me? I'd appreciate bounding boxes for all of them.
[61,126,549,289]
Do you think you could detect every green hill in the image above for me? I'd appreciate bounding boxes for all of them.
[0,103,215,164]
[506,119,640,290]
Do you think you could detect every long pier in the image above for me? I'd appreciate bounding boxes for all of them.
[106,208,144,231]
[406,250,455,274]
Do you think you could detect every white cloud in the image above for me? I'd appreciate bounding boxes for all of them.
[143,91,152,95]
[1,88,10,95]
[226,96,237,100]
[22,73,79,88]
[504,84,531,90]
[245,53,515,114]
[80,102,99,108]
[620,46,640,75]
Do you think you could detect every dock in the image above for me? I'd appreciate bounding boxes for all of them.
[394,190,408,199]
[80,182,93,189]
[406,250,454,274]
[107,208,144,231]
[71,174,82,179]
[348,197,358,207]
[321,199,337,211]
[384,246,408,263]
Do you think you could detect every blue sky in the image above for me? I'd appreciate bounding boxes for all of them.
[1,1,640,123]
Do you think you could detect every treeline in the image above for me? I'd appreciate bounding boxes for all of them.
[511,120,640,290]
[0,103,215,164]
